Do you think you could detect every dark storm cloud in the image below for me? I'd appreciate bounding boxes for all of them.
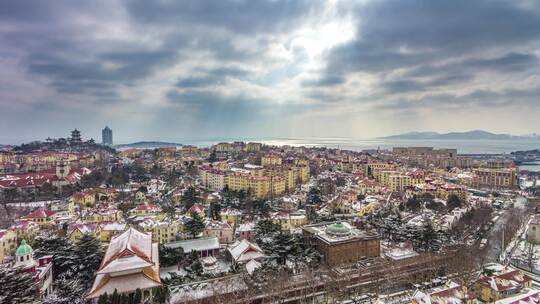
[301,75,346,87]
[325,0,540,75]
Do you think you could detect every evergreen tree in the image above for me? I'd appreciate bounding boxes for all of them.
[74,234,104,287]
[43,276,86,304]
[306,186,323,205]
[270,231,295,265]
[159,244,184,267]
[0,267,39,304]
[447,194,463,210]
[33,234,78,277]
[254,219,281,250]
[133,289,142,304]
[184,251,204,281]
[181,186,199,210]
[185,212,205,238]
[207,151,217,163]
[209,201,222,220]
[97,293,109,304]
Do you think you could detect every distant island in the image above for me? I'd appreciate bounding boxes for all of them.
[114,141,183,149]
[380,130,536,140]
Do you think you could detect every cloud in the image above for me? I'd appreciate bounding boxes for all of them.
[1,0,540,143]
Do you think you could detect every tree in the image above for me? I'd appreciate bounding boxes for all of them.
[306,186,323,205]
[208,151,217,163]
[133,289,142,304]
[254,219,281,250]
[33,234,78,276]
[209,201,222,220]
[181,186,199,210]
[43,276,86,304]
[447,194,463,210]
[405,195,421,211]
[0,267,39,304]
[97,293,109,304]
[159,244,184,267]
[74,234,104,287]
[356,193,366,201]
[185,212,205,238]
[270,231,296,265]
[40,182,57,198]
[184,251,204,281]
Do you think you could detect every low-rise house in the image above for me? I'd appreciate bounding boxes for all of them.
[84,204,123,223]
[204,221,234,244]
[22,209,57,225]
[129,202,162,217]
[220,208,242,226]
[139,219,180,244]
[187,203,206,216]
[98,222,127,242]
[237,222,256,241]
[10,220,39,244]
[412,281,475,304]
[227,239,265,264]
[67,223,100,241]
[271,211,307,231]
[474,269,533,302]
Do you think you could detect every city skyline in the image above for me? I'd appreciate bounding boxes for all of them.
[1,0,540,143]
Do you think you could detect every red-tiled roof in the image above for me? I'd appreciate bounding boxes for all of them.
[24,208,56,219]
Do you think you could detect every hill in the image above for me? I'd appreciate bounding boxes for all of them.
[380,130,519,140]
[114,141,183,149]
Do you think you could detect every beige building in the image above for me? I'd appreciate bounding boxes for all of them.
[0,229,17,263]
[527,215,540,244]
[199,166,226,191]
[204,221,234,244]
[473,167,517,189]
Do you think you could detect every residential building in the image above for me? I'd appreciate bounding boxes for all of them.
[527,214,540,244]
[21,209,57,225]
[9,220,39,244]
[474,168,517,189]
[474,269,532,302]
[204,221,234,244]
[412,281,475,304]
[0,229,17,263]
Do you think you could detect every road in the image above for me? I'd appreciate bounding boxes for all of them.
[485,197,528,262]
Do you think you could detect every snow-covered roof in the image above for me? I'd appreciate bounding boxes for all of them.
[227,239,265,263]
[165,237,220,253]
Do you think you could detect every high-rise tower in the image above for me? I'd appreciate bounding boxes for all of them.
[102,126,113,145]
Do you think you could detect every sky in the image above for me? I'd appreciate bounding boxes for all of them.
[1,0,540,144]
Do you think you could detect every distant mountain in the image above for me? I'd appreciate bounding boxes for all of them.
[114,141,183,149]
[380,130,521,140]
